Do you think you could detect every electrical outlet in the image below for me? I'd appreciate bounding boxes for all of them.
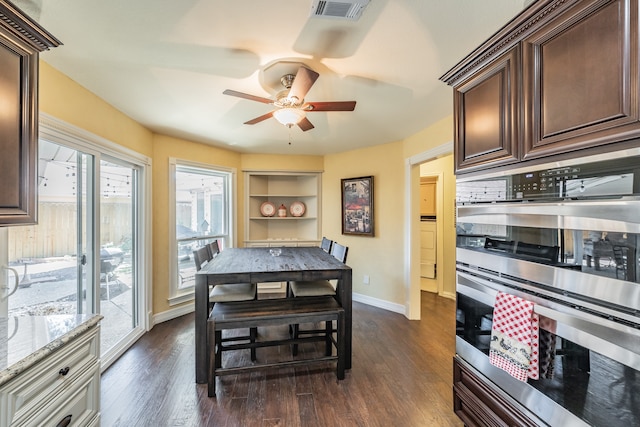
[363,275,370,285]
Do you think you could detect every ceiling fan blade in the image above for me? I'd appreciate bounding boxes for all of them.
[297,117,315,132]
[305,101,356,111]
[288,67,320,102]
[244,111,274,125]
[223,89,273,104]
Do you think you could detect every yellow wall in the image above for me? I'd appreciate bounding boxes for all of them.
[319,117,457,313]
[323,141,406,305]
[39,62,153,156]
[404,116,453,159]
[241,154,323,172]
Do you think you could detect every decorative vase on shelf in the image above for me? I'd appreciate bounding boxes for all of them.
[278,204,287,217]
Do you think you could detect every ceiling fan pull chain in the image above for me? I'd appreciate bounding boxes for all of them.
[288,127,292,146]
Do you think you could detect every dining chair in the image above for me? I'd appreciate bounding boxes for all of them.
[289,242,348,298]
[192,244,257,308]
[320,236,333,253]
[288,242,348,355]
[193,245,213,269]
[193,244,258,362]
[208,240,220,258]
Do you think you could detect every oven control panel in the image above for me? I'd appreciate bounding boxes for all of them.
[457,155,640,203]
[512,166,581,199]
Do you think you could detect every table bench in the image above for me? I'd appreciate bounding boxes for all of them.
[208,296,345,397]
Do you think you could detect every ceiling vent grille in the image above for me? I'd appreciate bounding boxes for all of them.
[310,0,370,21]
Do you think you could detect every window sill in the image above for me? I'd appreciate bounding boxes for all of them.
[168,290,195,306]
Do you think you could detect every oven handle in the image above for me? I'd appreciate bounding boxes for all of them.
[457,199,640,233]
[458,271,640,370]
[457,274,497,306]
[458,270,632,327]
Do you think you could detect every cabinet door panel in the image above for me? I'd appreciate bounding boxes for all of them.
[454,48,519,173]
[523,0,639,159]
[0,2,60,226]
[0,37,37,225]
[0,46,21,209]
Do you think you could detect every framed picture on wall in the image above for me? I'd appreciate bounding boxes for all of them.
[341,176,374,236]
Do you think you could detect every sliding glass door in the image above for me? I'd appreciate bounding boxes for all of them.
[5,124,148,368]
[98,158,139,353]
[7,140,95,317]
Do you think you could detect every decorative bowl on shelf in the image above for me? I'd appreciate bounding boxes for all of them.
[289,201,306,217]
[260,201,276,217]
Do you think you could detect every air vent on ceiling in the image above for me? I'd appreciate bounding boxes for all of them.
[310,0,370,21]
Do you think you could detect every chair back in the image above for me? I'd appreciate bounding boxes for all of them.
[193,245,213,271]
[331,242,348,264]
[209,240,220,258]
[320,237,332,253]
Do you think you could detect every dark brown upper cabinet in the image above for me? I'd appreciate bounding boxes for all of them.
[442,0,640,174]
[523,0,638,160]
[0,1,60,225]
[453,47,520,173]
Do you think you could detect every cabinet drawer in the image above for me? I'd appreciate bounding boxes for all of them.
[453,357,538,427]
[0,326,99,426]
[17,362,100,427]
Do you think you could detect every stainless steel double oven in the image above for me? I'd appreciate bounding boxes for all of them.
[456,149,640,426]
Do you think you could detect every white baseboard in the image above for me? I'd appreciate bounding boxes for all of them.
[153,303,194,325]
[440,291,456,300]
[352,292,406,315]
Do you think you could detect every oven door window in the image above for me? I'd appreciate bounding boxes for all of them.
[456,292,640,427]
[457,223,640,284]
[456,293,493,354]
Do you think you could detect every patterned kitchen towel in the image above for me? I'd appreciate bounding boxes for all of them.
[489,291,539,382]
[538,316,557,379]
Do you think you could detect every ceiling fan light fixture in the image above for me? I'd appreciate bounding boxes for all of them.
[273,108,305,127]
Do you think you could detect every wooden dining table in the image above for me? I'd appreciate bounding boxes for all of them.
[194,246,353,384]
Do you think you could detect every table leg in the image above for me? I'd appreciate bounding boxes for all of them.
[336,269,352,370]
[195,274,209,383]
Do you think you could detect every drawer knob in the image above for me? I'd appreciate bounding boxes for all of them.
[56,414,72,427]
[58,367,70,376]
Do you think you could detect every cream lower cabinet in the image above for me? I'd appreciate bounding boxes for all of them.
[420,220,436,279]
[244,170,322,293]
[0,325,100,427]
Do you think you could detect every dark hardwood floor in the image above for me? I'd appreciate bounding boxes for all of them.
[101,292,463,426]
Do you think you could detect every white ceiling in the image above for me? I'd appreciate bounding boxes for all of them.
[14,0,526,155]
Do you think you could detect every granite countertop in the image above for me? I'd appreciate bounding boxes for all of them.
[0,314,102,387]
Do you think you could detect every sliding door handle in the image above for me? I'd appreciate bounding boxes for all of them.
[1,266,19,300]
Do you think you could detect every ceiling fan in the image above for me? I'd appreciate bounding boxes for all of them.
[223,66,356,131]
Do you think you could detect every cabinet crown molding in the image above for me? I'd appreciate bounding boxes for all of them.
[440,0,571,86]
[0,0,62,51]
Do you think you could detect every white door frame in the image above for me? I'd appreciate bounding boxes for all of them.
[40,114,153,370]
[404,142,453,320]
